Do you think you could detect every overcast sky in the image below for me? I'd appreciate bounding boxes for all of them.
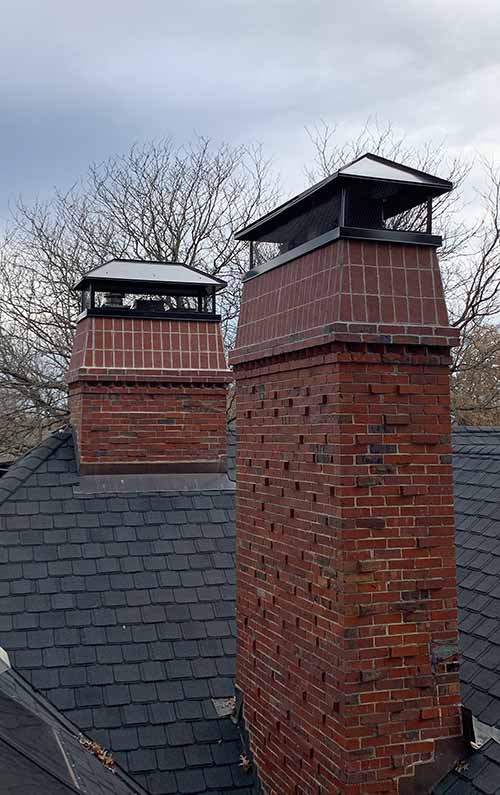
[1,0,500,216]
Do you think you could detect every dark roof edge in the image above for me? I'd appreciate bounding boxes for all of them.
[431,738,500,793]
[2,667,148,794]
[0,430,72,508]
[452,426,500,458]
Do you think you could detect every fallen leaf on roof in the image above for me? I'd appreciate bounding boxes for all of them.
[79,735,115,770]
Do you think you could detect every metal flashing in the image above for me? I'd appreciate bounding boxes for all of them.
[80,307,221,321]
[75,471,236,495]
[243,225,442,282]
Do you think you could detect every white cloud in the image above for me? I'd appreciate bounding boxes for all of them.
[0,0,499,209]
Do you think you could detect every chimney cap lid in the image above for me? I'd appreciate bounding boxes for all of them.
[234,152,453,241]
[74,258,226,292]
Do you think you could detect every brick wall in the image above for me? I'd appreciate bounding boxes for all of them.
[232,240,456,365]
[231,240,464,793]
[68,315,230,473]
[68,315,228,379]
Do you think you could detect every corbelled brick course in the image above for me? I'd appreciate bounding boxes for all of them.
[68,315,230,473]
[231,240,464,794]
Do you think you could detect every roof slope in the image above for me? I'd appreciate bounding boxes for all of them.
[0,664,145,794]
[4,423,500,792]
[453,427,500,729]
[432,739,500,794]
[0,431,254,795]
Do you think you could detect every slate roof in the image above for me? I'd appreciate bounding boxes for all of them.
[453,427,500,730]
[0,430,254,795]
[432,739,500,794]
[0,455,14,477]
[3,422,500,793]
[0,663,145,794]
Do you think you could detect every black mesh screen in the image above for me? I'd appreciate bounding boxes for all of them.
[256,190,341,249]
[253,189,341,265]
[345,189,385,228]
[251,182,432,268]
[94,292,209,312]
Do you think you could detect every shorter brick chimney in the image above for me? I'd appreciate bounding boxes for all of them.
[67,259,231,475]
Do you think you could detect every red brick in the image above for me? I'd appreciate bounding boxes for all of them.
[384,414,410,425]
[68,314,230,470]
[231,238,462,795]
[400,485,428,497]
[421,707,440,720]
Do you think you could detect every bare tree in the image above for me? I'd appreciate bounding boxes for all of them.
[306,120,500,423]
[1,123,500,458]
[0,137,278,455]
[452,324,500,425]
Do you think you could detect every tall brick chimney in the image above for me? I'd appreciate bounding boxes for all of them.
[68,259,231,475]
[230,155,466,793]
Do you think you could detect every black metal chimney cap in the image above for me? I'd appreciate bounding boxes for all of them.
[235,153,452,242]
[73,258,227,293]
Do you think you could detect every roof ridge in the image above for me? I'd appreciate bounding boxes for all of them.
[0,429,72,508]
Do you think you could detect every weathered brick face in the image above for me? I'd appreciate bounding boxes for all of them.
[231,240,463,793]
[68,315,230,473]
[69,381,228,471]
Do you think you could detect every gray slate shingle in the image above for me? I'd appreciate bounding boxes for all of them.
[432,739,500,794]
[0,430,255,795]
[12,423,500,791]
[453,427,500,730]
[0,665,145,794]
